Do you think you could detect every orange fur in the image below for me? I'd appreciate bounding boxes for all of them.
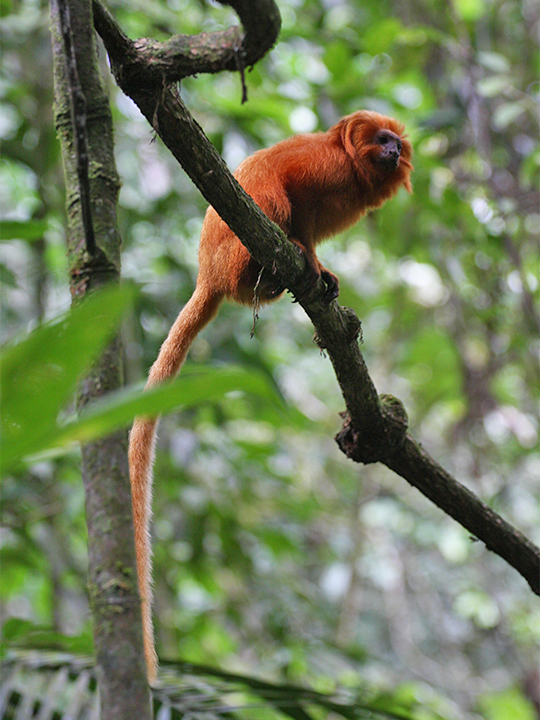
[129,110,413,682]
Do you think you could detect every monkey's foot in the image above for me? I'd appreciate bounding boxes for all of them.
[320,268,339,302]
[291,269,339,305]
[289,247,339,304]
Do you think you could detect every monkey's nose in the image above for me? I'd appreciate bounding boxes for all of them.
[384,149,400,168]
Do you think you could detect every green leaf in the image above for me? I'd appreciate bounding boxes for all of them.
[363,18,404,55]
[2,619,94,656]
[478,687,536,720]
[0,219,48,242]
[0,262,17,287]
[454,0,485,21]
[161,661,417,720]
[0,0,14,18]
[54,364,283,448]
[0,284,135,475]
[323,41,353,78]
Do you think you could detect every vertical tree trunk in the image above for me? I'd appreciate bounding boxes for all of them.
[50,0,152,715]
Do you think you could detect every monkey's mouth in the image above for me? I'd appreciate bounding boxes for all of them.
[378,154,400,170]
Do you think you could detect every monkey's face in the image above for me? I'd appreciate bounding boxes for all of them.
[340,110,413,193]
[374,129,403,170]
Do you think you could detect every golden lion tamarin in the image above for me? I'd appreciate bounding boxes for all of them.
[129,110,413,681]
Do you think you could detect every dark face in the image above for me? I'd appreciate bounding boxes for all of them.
[374,129,403,169]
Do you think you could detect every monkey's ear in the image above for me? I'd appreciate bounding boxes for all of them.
[340,117,359,161]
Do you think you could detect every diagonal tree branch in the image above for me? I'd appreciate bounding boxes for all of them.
[383,437,540,594]
[92,0,540,596]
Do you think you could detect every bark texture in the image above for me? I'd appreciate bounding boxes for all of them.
[50,0,152,714]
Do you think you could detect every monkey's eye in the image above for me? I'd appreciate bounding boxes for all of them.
[376,133,401,151]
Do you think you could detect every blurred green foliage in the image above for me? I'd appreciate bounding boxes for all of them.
[1,0,538,718]
[1,285,133,473]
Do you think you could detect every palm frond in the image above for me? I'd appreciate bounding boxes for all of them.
[1,651,420,720]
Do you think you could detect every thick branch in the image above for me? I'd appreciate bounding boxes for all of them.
[92,0,280,88]
[93,3,540,595]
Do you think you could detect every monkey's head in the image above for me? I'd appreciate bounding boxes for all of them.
[340,111,413,194]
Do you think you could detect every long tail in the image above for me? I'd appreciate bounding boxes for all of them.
[128,283,222,682]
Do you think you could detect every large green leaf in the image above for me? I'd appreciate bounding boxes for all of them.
[1,300,282,471]
[0,284,135,475]
[55,364,283,447]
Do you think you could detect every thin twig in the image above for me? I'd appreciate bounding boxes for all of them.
[250,266,264,337]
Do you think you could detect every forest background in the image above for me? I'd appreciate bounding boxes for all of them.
[1,0,539,718]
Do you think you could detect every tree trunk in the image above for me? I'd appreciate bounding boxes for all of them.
[50,0,152,715]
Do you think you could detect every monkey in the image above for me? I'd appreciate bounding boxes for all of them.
[128,110,413,681]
